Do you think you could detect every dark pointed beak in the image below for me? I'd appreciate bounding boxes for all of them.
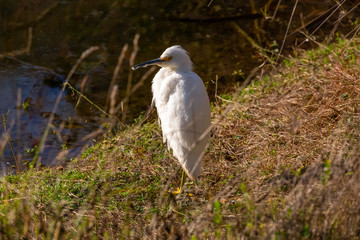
[132,58,165,70]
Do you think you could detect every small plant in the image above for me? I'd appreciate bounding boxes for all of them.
[26,145,38,154]
[213,200,222,225]
[232,69,245,78]
[22,101,29,110]
[322,160,331,185]
[220,93,233,101]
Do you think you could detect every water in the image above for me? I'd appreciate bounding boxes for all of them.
[0,0,358,173]
[0,59,98,173]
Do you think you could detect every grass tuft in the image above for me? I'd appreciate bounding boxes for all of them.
[1,37,360,239]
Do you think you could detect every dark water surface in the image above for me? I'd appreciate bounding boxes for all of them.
[0,0,358,173]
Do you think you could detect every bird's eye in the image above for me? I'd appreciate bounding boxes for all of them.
[161,56,173,61]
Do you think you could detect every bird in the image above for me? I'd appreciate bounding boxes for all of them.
[132,45,211,191]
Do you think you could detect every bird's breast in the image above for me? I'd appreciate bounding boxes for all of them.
[152,69,184,106]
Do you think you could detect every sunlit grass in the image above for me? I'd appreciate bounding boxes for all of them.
[0,37,360,239]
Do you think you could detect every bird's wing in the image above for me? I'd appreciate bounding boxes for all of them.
[174,72,211,180]
[152,70,211,180]
[153,71,209,146]
[177,72,211,150]
[152,68,179,146]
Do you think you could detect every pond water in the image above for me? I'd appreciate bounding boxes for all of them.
[0,0,358,174]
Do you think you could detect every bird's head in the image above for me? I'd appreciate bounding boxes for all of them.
[132,45,192,72]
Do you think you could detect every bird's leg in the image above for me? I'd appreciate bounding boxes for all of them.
[171,170,186,195]
[179,170,186,192]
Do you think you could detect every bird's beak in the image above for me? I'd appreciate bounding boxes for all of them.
[132,58,165,70]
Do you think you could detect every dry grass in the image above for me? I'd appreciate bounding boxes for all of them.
[209,37,360,238]
[0,37,360,239]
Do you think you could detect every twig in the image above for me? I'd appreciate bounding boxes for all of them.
[31,46,100,168]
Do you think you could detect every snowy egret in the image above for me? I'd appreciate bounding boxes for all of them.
[132,45,211,187]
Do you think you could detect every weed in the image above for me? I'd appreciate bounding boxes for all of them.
[1,36,360,239]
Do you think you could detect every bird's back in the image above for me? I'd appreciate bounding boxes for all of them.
[152,68,211,180]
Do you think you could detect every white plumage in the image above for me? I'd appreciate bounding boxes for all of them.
[132,46,211,180]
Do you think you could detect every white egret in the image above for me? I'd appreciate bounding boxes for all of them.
[132,45,211,190]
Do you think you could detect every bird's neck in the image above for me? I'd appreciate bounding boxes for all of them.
[169,64,192,72]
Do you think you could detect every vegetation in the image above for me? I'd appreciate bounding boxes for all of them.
[1,37,360,239]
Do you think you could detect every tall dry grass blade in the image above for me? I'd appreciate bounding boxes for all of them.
[271,0,282,21]
[1,112,16,175]
[79,127,105,143]
[75,75,88,108]
[250,0,261,43]
[345,23,360,38]
[298,30,332,50]
[231,22,261,51]
[287,3,338,38]
[31,46,100,168]
[16,88,23,173]
[340,25,360,58]
[297,0,345,47]
[334,1,360,24]
[16,88,22,173]
[2,114,17,169]
[276,0,298,62]
[25,27,33,54]
[9,2,58,29]
[105,44,129,111]
[135,104,155,128]
[241,61,266,88]
[128,66,156,96]
[121,34,140,122]
[109,85,118,116]
[114,66,156,115]
[65,82,116,120]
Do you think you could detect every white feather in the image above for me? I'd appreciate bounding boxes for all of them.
[151,46,211,180]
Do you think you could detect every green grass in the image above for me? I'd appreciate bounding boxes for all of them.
[1,37,360,239]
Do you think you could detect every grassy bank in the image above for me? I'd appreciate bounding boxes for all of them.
[1,37,360,239]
